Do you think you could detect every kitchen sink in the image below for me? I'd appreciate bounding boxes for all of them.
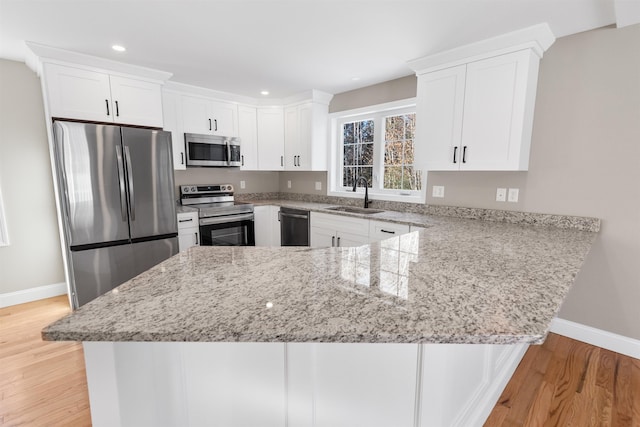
[325,206,385,215]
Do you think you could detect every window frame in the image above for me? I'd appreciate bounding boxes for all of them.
[328,98,426,204]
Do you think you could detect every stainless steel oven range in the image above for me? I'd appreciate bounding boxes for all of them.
[180,184,255,246]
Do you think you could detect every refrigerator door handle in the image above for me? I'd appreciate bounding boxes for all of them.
[114,145,128,222]
[124,145,136,221]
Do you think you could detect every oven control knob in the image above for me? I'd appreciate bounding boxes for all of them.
[191,186,197,192]
[183,187,189,192]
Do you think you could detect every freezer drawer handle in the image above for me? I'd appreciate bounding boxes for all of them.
[124,145,136,220]
[115,145,128,222]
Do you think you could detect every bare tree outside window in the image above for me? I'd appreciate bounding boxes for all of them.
[383,113,421,191]
[342,119,374,187]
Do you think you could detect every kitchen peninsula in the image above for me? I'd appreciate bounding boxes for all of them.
[43,207,598,427]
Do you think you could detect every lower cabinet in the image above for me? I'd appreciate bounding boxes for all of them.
[177,211,199,252]
[310,212,369,248]
[83,341,528,427]
[369,220,410,242]
[254,205,281,247]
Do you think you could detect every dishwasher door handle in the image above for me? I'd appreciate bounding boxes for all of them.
[279,212,309,220]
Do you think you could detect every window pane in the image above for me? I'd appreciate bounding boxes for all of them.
[342,119,374,188]
[383,113,418,191]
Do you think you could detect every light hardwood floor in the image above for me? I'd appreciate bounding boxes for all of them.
[1,296,639,426]
[0,295,91,426]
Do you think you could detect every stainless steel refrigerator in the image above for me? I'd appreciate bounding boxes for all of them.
[53,120,178,308]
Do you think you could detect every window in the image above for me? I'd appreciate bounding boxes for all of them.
[329,99,424,202]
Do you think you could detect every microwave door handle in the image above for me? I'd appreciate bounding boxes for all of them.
[115,145,128,222]
[124,145,135,221]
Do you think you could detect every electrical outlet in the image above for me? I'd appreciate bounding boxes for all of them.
[496,188,507,202]
[315,181,322,191]
[432,185,445,198]
[508,188,519,203]
[287,180,291,189]
[240,180,246,189]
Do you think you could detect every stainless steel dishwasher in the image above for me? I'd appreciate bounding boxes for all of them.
[279,207,310,246]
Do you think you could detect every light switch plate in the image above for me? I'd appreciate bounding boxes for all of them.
[240,180,246,189]
[315,181,322,190]
[432,185,445,198]
[496,188,507,202]
[508,188,519,202]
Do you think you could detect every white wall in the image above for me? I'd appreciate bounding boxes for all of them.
[0,59,65,294]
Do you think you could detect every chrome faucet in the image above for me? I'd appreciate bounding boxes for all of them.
[352,176,370,208]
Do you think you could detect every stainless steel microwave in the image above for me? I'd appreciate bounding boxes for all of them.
[184,133,241,167]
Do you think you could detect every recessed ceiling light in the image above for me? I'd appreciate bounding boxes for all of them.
[112,45,126,52]
[260,90,269,96]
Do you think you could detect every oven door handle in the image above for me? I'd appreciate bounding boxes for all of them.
[199,213,254,226]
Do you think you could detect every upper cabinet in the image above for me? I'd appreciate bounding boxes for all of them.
[238,105,258,170]
[409,23,555,172]
[181,95,238,137]
[284,92,332,171]
[256,107,285,171]
[44,63,164,128]
[161,90,186,170]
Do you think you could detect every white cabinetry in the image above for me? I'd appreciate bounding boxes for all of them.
[177,211,199,252]
[310,212,369,248]
[416,49,539,171]
[254,205,281,247]
[182,95,237,137]
[257,107,285,170]
[284,93,332,171]
[45,63,163,127]
[162,90,186,170]
[369,220,410,242]
[238,105,258,170]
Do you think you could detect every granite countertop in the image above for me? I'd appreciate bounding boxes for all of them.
[43,210,597,345]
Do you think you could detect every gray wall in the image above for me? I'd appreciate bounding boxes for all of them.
[175,169,279,196]
[0,59,65,294]
[326,24,640,340]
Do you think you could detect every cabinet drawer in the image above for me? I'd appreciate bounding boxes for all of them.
[177,212,199,229]
[369,220,410,242]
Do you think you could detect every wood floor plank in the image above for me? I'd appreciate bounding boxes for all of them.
[612,354,634,426]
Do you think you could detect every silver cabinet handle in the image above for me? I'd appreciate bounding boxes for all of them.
[115,145,128,221]
[124,145,135,220]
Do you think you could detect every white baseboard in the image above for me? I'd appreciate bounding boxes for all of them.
[0,282,67,308]
[551,318,640,359]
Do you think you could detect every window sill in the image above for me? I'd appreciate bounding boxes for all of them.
[327,189,425,205]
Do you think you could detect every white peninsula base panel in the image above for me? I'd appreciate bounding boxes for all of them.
[83,341,527,427]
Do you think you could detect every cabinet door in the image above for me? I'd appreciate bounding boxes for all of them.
[270,206,281,246]
[238,105,258,170]
[415,65,466,171]
[109,75,163,127]
[182,95,213,134]
[460,50,536,170]
[45,63,113,122]
[210,100,237,136]
[253,206,271,247]
[336,231,370,248]
[312,343,418,427]
[162,91,186,170]
[257,107,285,170]
[178,227,199,252]
[296,103,312,170]
[284,106,299,169]
[310,226,335,248]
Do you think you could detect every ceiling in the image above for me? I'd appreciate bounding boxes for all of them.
[0,0,633,99]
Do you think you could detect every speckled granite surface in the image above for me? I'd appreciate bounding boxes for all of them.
[241,193,600,232]
[43,214,596,345]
